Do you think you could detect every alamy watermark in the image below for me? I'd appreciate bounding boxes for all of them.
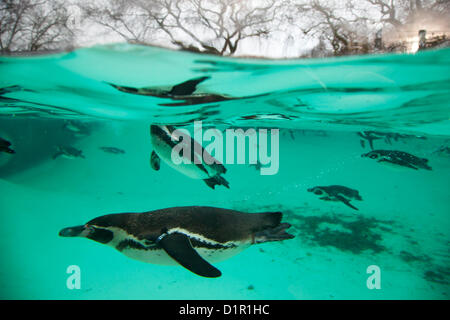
[170,121,279,175]
[66,265,81,290]
[366,265,381,290]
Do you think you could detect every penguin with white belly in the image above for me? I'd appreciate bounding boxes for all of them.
[150,124,229,189]
[59,206,295,278]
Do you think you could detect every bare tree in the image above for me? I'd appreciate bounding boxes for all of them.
[0,0,74,53]
[78,0,285,56]
[291,0,449,56]
[294,0,372,56]
[361,0,450,51]
[365,0,450,28]
[78,0,156,43]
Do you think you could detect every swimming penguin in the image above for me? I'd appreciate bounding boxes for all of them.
[107,76,267,107]
[307,185,363,211]
[62,120,90,137]
[52,146,85,160]
[150,125,229,189]
[0,137,15,154]
[362,149,432,170]
[59,206,295,278]
[99,146,126,155]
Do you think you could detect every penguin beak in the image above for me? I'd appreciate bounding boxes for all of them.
[59,225,89,237]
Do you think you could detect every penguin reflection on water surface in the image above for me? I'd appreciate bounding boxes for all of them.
[107,76,226,107]
[107,75,267,107]
[308,185,363,211]
[59,206,295,278]
[362,150,432,171]
[150,125,229,189]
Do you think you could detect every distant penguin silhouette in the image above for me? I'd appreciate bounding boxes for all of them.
[308,185,363,211]
[99,146,125,155]
[362,150,432,170]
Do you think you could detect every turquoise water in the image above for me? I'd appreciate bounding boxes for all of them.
[0,44,449,299]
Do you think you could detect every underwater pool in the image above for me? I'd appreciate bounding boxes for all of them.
[0,44,449,299]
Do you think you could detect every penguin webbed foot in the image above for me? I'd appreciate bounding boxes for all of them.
[204,175,229,190]
[254,223,295,244]
[150,151,161,171]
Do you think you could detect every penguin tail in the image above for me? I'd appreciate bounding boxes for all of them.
[203,175,230,189]
[253,222,295,244]
[420,158,432,170]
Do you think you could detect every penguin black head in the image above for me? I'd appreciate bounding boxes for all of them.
[59,224,114,244]
[307,187,325,196]
[361,150,381,160]
[151,124,181,138]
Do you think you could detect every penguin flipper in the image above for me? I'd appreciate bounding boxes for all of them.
[380,158,418,170]
[336,195,359,211]
[150,151,161,171]
[157,232,221,278]
[168,76,210,96]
